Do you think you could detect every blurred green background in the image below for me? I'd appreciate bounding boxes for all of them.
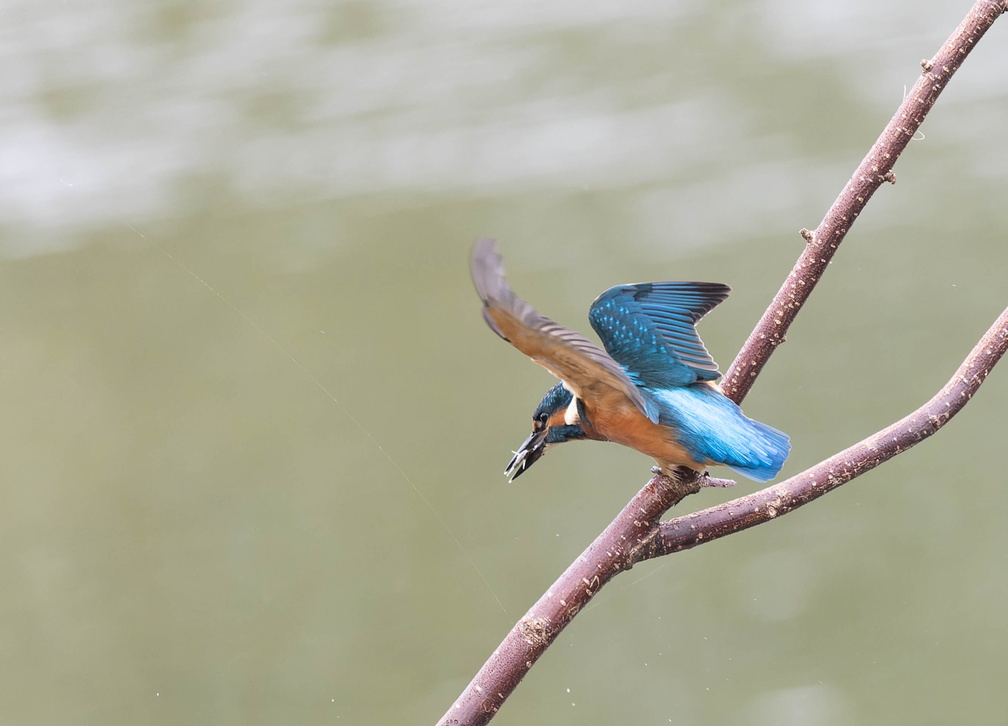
[2,1,1006,724]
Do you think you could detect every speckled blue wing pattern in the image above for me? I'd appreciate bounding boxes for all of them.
[588,282,731,389]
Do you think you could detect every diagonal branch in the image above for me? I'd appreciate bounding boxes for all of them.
[656,306,1008,556]
[722,0,1008,403]
[438,2,1007,724]
[437,469,703,726]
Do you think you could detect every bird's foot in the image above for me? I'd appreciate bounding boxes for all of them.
[651,466,734,488]
[649,466,682,488]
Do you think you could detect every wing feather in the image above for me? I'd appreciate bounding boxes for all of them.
[588,281,731,389]
[471,238,659,423]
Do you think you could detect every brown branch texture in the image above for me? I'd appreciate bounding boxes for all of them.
[723,0,1007,402]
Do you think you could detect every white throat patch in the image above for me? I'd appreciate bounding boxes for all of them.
[564,395,581,426]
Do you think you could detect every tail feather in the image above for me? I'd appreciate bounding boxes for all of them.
[651,385,790,483]
[724,419,790,482]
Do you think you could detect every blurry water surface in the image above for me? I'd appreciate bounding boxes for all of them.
[2,1,1007,724]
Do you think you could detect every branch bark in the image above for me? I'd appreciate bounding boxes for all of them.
[438,2,1007,724]
[722,0,1007,402]
[657,306,1008,555]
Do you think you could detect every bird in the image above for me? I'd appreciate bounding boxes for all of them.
[470,238,790,484]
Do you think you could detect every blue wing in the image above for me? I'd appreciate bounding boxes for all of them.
[588,282,731,389]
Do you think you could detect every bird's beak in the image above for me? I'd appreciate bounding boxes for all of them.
[504,428,549,482]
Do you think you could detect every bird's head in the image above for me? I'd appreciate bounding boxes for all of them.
[505,382,587,482]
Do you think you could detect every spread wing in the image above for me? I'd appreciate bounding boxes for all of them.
[588,282,731,389]
[470,238,659,423]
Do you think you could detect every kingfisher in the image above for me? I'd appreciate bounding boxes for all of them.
[470,238,790,483]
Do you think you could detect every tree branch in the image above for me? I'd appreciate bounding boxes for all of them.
[656,306,1008,555]
[438,2,1007,724]
[721,0,1008,403]
[438,473,704,726]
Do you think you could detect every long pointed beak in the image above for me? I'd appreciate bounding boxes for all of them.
[504,429,549,482]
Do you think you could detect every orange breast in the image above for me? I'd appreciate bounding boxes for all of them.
[584,401,706,474]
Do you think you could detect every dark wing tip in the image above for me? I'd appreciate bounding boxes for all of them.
[470,238,511,340]
[470,238,502,298]
[471,237,500,271]
[629,281,731,321]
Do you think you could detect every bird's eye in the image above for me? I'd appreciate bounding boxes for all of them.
[536,411,549,426]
